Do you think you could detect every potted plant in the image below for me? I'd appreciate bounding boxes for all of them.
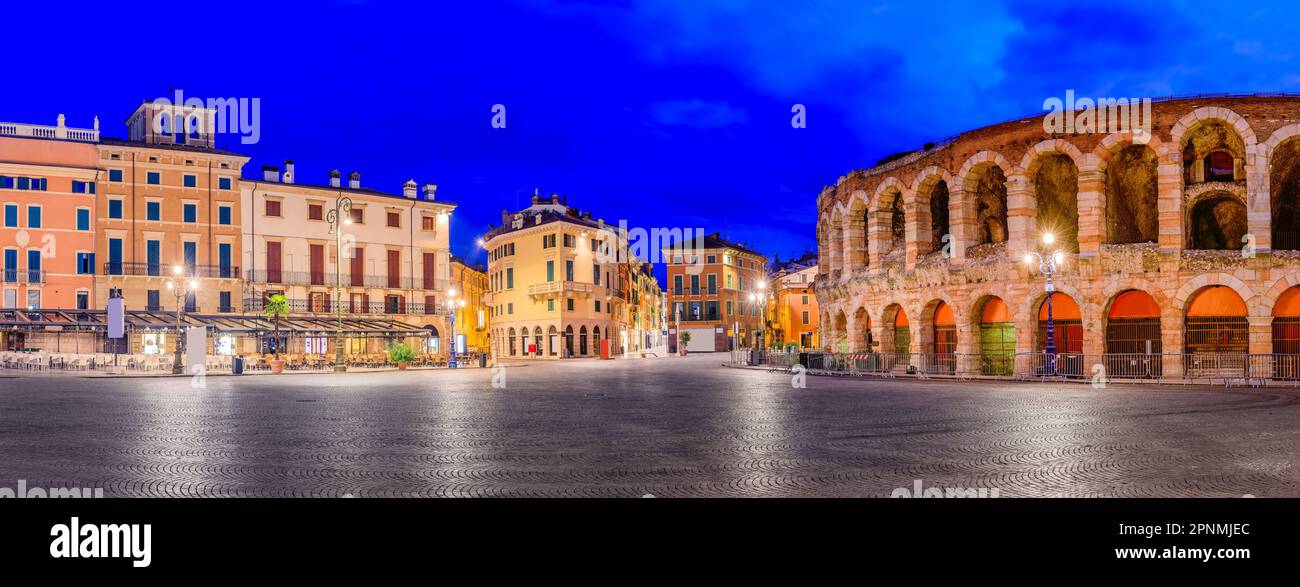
[678,331,691,356]
[262,293,290,374]
[386,341,417,370]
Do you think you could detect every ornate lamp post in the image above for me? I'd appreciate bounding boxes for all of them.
[446,288,466,368]
[166,264,199,374]
[1024,232,1066,375]
[747,280,771,350]
[326,195,353,372]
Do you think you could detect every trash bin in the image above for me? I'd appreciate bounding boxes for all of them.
[232,356,245,375]
[479,353,487,368]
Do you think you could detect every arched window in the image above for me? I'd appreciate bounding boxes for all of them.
[580,325,589,355]
[508,327,517,356]
[1205,150,1235,182]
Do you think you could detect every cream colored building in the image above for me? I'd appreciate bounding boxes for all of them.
[242,163,456,355]
[485,192,643,359]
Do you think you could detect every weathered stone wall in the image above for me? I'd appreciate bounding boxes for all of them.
[815,97,1300,372]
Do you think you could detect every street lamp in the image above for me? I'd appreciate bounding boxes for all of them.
[326,195,354,372]
[447,288,466,368]
[1024,233,1067,374]
[166,264,198,374]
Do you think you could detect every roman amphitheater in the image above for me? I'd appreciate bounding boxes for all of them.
[815,95,1300,381]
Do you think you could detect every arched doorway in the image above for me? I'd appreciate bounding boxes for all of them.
[1185,286,1249,354]
[977,297,1015,375]
[533,326,543,357]
[1105,290,1162,378]
[425,325,440,354]
[1037,293,1083,376]
[1184,286,1249,378]
[1273,287,1300,378]
[508,327,517,356]
[931,301,956,374]
[854,307,873,352]
[564,325,574,357]
[579,325,589,356]
[548,326,559,356]
[887,305,910,363]
[592,326,602,356]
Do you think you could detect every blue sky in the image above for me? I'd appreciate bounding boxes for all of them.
[4,0,1300,274]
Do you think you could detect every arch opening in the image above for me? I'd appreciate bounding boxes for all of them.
[1184,285,1248,355]
[971,165,1009,247]
[1273,287,1300,378]
[1182,120,1245,185]
[930,301,956,374]
[1032,154,1080,252]
[1270,138,1300,250]
[1189,194,1248,250]
[1037,293,1084,376]
[977,296,1015,375]
[928,180,951,254]
[1105,144,1159,244]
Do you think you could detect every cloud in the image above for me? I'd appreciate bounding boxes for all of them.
[649,99,749,129]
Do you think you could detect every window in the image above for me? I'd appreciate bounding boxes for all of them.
[218,205,232,225]
[2,176,47,191]
[802,311,810,325]
[265,200,281,217]
[72,180,95,194]
[707,274,716,295]
[308,204,323,220]
[595,300,602,313]
[108,200,123,219]
[506,268,513,289]
[690,275,700,295]
[76,252,95,275]
[76,208,90,231]
[507,302,513,315]
[108,169,123,182]
[547,299,554,312]
[673,275,682,295]
[421,216,434,231]
[350,208,363,224]
[147,290,160,311]
[546,260,554,282]
[593,264,601,285]
[183,174,197,188]
[387,212,400,228]
[567,298,575,311]
[542,234,557,249]
[146,172,160,185]
[802,294,809,304]
[565,260,574,281]
[3,204,15,227]
[219,291,232,312]
[563,233,574,247]
[707,255,716,264]
[26,205,40,228]
[706,301,718,321]
[727,301,733,316]
[76,291,89,310]
[183,203,197,223]
[218,177,232,190]
[146,201,161,221]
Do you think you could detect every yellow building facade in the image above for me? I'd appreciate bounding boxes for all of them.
[449,257,489,354]
[769,255,819,350]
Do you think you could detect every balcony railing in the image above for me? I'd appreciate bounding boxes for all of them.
[244,269,450,292]
[0,117,99,143]
[102,263,239,278]
[528,281,596,296]
[2,269,46,284]
[242,297,450,316]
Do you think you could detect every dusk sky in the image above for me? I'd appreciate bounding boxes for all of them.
[4,0,1300,274]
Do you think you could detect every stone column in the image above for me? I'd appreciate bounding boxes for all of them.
[1160,306,1183,379]
[1248,314,1274,379]
[1246,144,1272,253]
[1076,165,1105,256]
[1157,152,1183,253]
[867,206,888,272]
[1006,173,1034,262]
[904,192,923,267]
[948,186,971,266]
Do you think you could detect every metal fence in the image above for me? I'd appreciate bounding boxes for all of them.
[726,349,1300,387]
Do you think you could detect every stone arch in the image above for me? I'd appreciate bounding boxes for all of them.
[1171,273,1257,316]
[1186,190,1248,250]
[970,293,1017,375]
[870,178,908,266]
[957,151,1014,247]
[1255,273,1300,317]
[1168,106,1258,158]
[852,305,872,352]
[844,190,869,271]
[881,302,911,357]
[1171,109,1254,186]
[910,166,955,256]
[832,309,849,352]
[1021,141,1083,252]
[1096,134,1161,245]
[1266,129,1300,250]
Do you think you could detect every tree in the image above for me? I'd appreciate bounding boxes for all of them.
[262,293,290,359]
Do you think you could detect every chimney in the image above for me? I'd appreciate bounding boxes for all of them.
[283,160,295,184]
[550,193,560,205]
[329,169,341,188]
[262,165,280,182]
[421,183,437,200]
[531,188,541,205]
[348,171,360,189]
[403,179,418,199]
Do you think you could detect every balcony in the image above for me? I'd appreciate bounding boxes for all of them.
[242,297,449,316]
[527,281,595,298]
[244,269,450,292]
[0,116,99,143]
[102,263,239,279]
[2,269,45,284]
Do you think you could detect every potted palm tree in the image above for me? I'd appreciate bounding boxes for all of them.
[678,331,691,356]
[263,293,290,374]
[386,340,417,370]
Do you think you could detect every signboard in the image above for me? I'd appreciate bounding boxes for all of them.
[186,326,207,375]
[107,297,125,339]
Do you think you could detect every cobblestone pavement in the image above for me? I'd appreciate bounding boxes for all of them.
[1,354,1298,497]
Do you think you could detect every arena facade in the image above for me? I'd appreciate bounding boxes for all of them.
[815,95,1300,380]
